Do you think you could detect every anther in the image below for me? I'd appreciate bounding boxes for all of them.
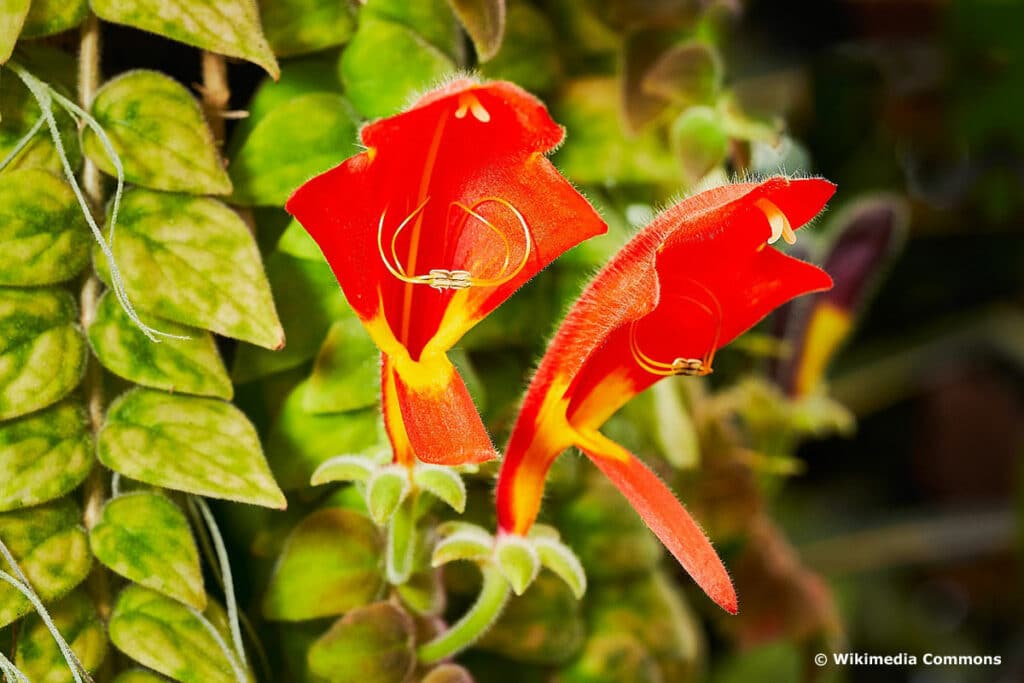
[426,269,472,291]
[455,93,491,123]
[755,198,796,245]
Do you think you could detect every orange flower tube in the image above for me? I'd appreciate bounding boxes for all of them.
[287,79,606,466]
[494,177,837,613]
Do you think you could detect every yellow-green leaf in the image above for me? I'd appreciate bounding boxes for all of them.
[15,590,107,683]
[257,0,356,57]
[480,0,560,93]
[90,492,206,609]
[91,0,279,78]
[82,70,232,195]
[304,317,379,414]
[114,669,171,682]
[262,508,384,621]
[93,189,284,349]
[0,0,29,64]
[448,0,505,61]
[0,498,92,628]
[0,287,87,420]
[479,572,584,664]
[88,291,232,399]
[307,602,416,683]
[21,0,88,39]
[0,168,90,285]
[0,400,92,512]
[98,388,287,509]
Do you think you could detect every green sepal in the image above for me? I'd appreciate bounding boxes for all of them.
[431,525,492,567]
[534,537,587,600]
[365,466,410,526]
[413,464,466,513]
[311,454,382,486]
[494,534,539,596]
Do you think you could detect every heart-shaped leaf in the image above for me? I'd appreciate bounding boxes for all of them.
[257,0,356,57]
[262,508,384,621]
[113,669,171,682]
[98,388,287,508]
[0,498,91,628]
[82,70,232,195]
[0,168,91,285]
[93,188,283,349]
[0,400,92,512]
[0,287,87,420]
[448,0,505,62]
[0,0,29,64]
[422,664,474,683]
[88,291,232,399]
[307,602,416,683]
[304,317,380,414]
[91,0,279,78]
[15,590,108,682]
[20,0,88,39]
[228,92,358,206]
[109,585,247,683]
[90,492,206,609]
[642,41,722,107]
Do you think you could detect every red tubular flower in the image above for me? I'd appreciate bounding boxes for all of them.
[286,79,607,466]
[494,177,837,613]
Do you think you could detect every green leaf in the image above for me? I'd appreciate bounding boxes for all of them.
[90,492,206,609]
[422,664,473,683]
[0,45,81,175]
[650,379,700,468]
[232,251,347,383]
[0,168,90,285]
[448,0,505,61]
[478,573,584,665]
[304,316,380,414]
[228,92,358,206]
[0,0,29,64]
[98,388,287,508]
[15,590,108,683]
[21,0,88,38]
[266,381,384,490]
[82,70,231,195]
[669,106,728,186]
[262,508,384,621]
[307,602,416,683]
[275,217,323,261]
[642,41,722,107]
[109,585,247,683]
[0,287,87,420]
[480,0,560,93]
[91,0,279,78]
[257,0,356,57]
[0,498,91,628]
[88,291,232,400]
[93,189,284,349]
[114,670,172,683]
[340,3,458,119]
[0,400,92,512]
[558,633,660,683]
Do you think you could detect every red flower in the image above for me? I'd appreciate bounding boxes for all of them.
[287,79,607,466]
[494,177,837,613]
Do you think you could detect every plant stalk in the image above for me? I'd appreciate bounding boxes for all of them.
[417,563,510,665]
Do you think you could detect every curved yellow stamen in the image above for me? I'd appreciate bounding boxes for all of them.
[629,281,723,377]
[755,197,796,245]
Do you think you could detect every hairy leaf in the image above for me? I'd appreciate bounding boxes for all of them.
[90,492,206,609]
[0,168,90,285]
[263,508,384,621]
[304,317,379,414]
[0,498,91,628]
[15,590,108,683]
[109,585,247,683]
[307,602,416,683]
[91,0,279,77]
[228,92,358,206]
[0,400,92,512]
[98,388,287,508]
[258,0,356,57]
[93,189,284,349]
[0,287,87,420]
[21,0,89,38]
[83,70,232,195]
[88,291,232,399]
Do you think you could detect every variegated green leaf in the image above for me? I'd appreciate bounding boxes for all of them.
[114,669,171,682]
[0,0,29,64]
[304,316,379,414]
[90,492,206,609]
[0,287,87,420]
[88,291,232,399]
[228,92,358,206]
[232,251,346,383]
[340,0,460,119]
[21,0,88,38]
[98,388,287,509]
[258,0,356,57]
[15,590,107,683]
[82,70,232,195]
[91,0,279,78]
[265,380,383,489]
[0,168,90,285]
[0,498,92,628]
[307,602,416,683]
[109,585,247,683]
[262,508,384,621]
[93,189,284,349]
[0,400,92,512]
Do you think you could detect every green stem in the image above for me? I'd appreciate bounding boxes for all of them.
[386,491,418,586]
[417,563,511,665]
